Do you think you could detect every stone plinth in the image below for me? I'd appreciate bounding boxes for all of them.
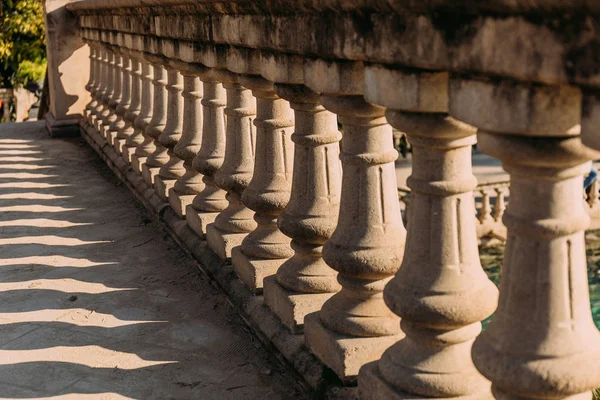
[44,0,90,137]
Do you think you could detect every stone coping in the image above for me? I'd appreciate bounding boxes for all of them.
[78,121,358,400]
[67,0,600,14]
[71,8,600,90]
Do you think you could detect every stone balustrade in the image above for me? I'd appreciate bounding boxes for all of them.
[58,1,600,397]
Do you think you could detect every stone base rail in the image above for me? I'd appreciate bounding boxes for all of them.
[42,0,600,398]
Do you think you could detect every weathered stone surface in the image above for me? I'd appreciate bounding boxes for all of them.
[232,75,295,292]
[186,68,229,236]
[452,78,600,400]
[264,83,342,333]
[209,78,257,256]
[44,0,90,136]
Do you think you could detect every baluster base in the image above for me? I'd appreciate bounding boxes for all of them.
[106,130,118,147]
[121,145,136,164]
[359,362,488,400]
[186,208,219,239]
[206,223,247,260]
[168,189,195,218]
[154,176,176,201]
[263,275,334,334]
[130,154,147,175]
[142,164,160,186]
[304,312,404,384]
[231,247,288,293]
[113,138,127,155]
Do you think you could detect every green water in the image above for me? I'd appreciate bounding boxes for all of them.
[481,241,600,329]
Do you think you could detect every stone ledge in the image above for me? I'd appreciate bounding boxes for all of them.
[79,121,357,399]
[76,10,600,88]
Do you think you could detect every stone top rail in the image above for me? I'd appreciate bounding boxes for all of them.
[67,0,600,98]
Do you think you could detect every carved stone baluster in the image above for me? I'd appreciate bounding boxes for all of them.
[451,77,600,399]
[206,77,257,259]
[95,46,115,134]
[109,47,132,152]
[303,60,405,382]
[186,68,230,235]
[155,62,186,199]
[133,53,167,180]
[230,75,295,292]
[262,81,342,333]
[83,39,99,124]
[168,61,205,218]
[121,51,145,163]
[492,187,506,222]
[360,68,498,399]
[90,44,108,126]
[479,189,493,224]
[104,45,124,144]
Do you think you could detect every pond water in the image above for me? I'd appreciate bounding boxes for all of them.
[480,238,600,329]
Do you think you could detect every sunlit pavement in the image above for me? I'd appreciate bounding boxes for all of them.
[0,121,305,400]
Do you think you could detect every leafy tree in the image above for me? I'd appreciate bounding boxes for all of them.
[0,0,46,88]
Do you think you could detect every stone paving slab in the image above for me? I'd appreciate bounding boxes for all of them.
[0,121,307,399]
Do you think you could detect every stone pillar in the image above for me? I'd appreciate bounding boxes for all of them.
[451,78,600,399]
[133,53,167,179]
[263,82,342,333]
[155,63,186,200]
[94,45,115,134]
[44,0,90,137]
[111,48,132,154]
[359,68,498,399]
[104,45,124,144]
[206,77,257,259]
[168,61,205,218]
[83,38,99,124]
[230,75,295,292]
[121,51,144,162]
[185,68,230,235]
[303,60,405,383]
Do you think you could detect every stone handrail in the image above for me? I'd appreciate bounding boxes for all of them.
[53,1,600,398]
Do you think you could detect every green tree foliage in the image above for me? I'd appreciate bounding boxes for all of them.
[0,0,45,88]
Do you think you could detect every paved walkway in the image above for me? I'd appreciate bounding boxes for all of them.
[0,122,306,399]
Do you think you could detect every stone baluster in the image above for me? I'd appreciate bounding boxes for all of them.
[83,39,99,124]
[111,48,132,154]
[451,77,600,399]
[230,75,295,292]
[90,44,108,126]
[168,61,205,217]
[359,67,498,399]
[104,45,124,145]
[186,68,230,235]
[95,46,115,134]
[132,53,167,179]
[303,60,405,382]
[264,84,342,332]
[492,188,506,222]
[155,62,186,200]
[121,51,145,163]
[479,189,493,225]
[206,77,257,259]
[259,53,342,333]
